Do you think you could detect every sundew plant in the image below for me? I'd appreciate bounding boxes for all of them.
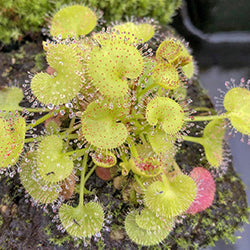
[0,4,250,247]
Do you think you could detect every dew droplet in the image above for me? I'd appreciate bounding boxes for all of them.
[47,103,54,110]
[77,93,84,100]
[65,102,73,108]
[60,110,66,116]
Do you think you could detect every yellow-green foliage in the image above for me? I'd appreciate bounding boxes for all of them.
[0,114,26,168]
[224,87,250,135]
[0,3,249,249]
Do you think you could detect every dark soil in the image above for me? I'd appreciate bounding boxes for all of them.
[0,41,249,250]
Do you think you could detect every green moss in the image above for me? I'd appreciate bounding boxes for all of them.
[0,0,181,44]
[44,222,84,247]
[87,0,182,24]
[0,0,53,44]
[96,239,106,250]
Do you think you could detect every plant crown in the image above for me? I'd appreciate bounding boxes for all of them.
[0,3,249,247]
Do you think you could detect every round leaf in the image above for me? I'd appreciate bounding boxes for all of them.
[202,119,226,167]
[20,153,60,204]
[144,175,197,218]
[224,87,250,135]
[146,97,184,134]
[152,63,180,90]
[135,208,173,231]
[156,38,194,78]
[129,157,162,177]
[81,101,128,149]
[86,40,143,98]
[113,22,155,43]
[186,167,216,214]
[50,5,97,38]
[91,151,117,168]
[31,44,83,105]
[125,211,172,246]
[37,135,74,182]
[0,115,26,168]
[59,202,104,238]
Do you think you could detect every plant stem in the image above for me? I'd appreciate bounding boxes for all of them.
[184,113,227,122]
[127,137,138,158]
[24,132,79,144]
[139,133,147,145]
[24,136,42,143]
[16,106,51,113]
[64,148,87,159]
[79,154,88,208]
[10,107,50,113]
[134,175,146,192]
[23,107,50,113]
[172,161,182,175]
[137,83,158,99]
[65,117,76,146]
[182,135,203,145]
[78,163,97,208]
[84,165,97,186]
[69,117,76,130]
[60,124,81,136]
[193,107,216,113]
[64,134,79,140]
[27,111,58,130]
[161,172,170,189]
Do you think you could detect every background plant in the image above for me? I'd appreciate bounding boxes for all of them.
[0,0,181,45]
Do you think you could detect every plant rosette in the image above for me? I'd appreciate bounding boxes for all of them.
[0,3,249,249]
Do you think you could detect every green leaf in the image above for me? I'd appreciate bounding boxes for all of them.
[50,5,97,39]
[202,119,226,167]
[135,208,173,231]
[125,210,172,246]
[91,151,117,168]
[146,97,184,134]
[31,44,83,105]
[113,22,155,43]
[0,114,26,168]
[152,63,180,90]
[156,38,194,79]
[144,175,197,218]
[36,135,74,182]
[224,87,250,135]
[59,202,104,238]
[81,101,128,149]
[86,39,143,98]
[129,157,162,177]
[147,127,176,157]
[20,152,60,204]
